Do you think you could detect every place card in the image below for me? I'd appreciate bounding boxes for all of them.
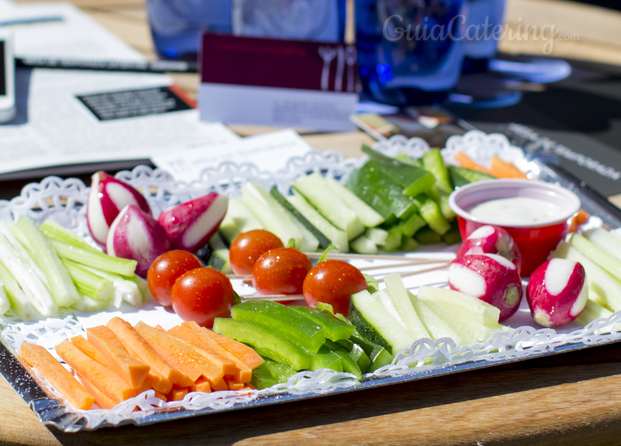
[199,33,358,132]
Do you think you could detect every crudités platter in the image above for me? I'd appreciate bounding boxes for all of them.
[2,130,621,433]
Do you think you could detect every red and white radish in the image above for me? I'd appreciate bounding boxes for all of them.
[456,225,522,273]
[526,258,588,327]
[157,193,228,253]
[448,253,523,321]
[87,171,152,245]
[107,205,172,277]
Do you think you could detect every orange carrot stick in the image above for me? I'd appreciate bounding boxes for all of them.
[154,391,168,401]
[168,387,188,401]
[454,152,489,173]
[172,322,253,382]
[135,322,224,386]
[87,326,150,389]
[77,374,117,409]
[107,317,191,388]
[70,335,112,368]
[194,377,211,393]
[201,325,264,370]
[569,209,590,233]
[56,340,136,405]
[489,156,528,179]
[145,371,173,394]
[210,378,228,391]
[224,377,244,391]
[20,342,94,410]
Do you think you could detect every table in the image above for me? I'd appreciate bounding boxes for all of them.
[3,1,621,444]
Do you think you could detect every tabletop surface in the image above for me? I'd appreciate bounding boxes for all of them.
[3,1,621,445]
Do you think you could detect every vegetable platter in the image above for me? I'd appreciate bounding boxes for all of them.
[2,130,621,433]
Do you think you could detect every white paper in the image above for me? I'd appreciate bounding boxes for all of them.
[151,128,314,181]
[0,69,241,175]
[0,2,144,61]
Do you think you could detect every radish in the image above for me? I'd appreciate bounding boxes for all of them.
[456,225,522,273]
[157,193,228,252]
[87,171,152,245]
[448,253,523,321]
[526,258,588,327]
[107,205,172,277]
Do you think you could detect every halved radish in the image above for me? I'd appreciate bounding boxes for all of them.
[456,225,522,273]
[448,253,523,321]
[107,205,172,277]
[157,193,228,252]
[526,258,588,327]
[87,171,152,245]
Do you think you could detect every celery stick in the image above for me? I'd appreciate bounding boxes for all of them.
[1,223,49,286]
[15,216,79,307]
[584,227,621,262]
[131,274,152,305]
[39,220,94,251]
[80,264,140,308]
[422,148,453,195]
[0,231,58,317]
[576,299,613,326]
[570,233,621,282]
[71,294,113,312]
[61,258,113,303]
[0,279,10,315]
[0,261,42,320]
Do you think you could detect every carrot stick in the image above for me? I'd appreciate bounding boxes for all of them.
[77,374,117,409]
[569,209,590,233]
[167,331,237,376]
[210,378,228,391]
[195,377,211,393]
[107,317,192,388]
[489,156,528,179]
[20,342,94,410]
[146,371,173,394]
[168,387,188,401]
[135,322,224,386]
[70,335,112,368]
[154,391,168,401]
[454,152,489,173]
[170,323,251,382]
[225,377,244,391]
[201,326,264,370]
[87,326,150,389]
[56,340,136,405]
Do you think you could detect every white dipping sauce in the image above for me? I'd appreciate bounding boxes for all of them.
[467,197,564,225]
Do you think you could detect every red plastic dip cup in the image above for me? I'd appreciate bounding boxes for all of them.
[448,179,581,277]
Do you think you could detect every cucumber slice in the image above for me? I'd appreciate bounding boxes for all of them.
[241,181,304,250]
[219,211,241,245]
[325,177,385,228]
[207,232,232,274]
[350,333,393,372]
[448,165,496,188]
[309,346,343,372]
[289,215,320,253]
[323,339,362,378]
[397,213,426,238]
[422,148,453,195]
[350,234,378,255]
[231,300,326,354]
[383,272,430,340]
[417,286,500,327]
[576,299,613,326]
[287,192,349,252]
[400,237,419,252]
[442,223,462,246]
[293,173,365,241]
[361,145,436,197]
[411,194,451,235]
[228,199,263,233]
[414,227,442,245]
[289,306,355,341]
[349,290,415,355]
[409,292,463,345]
[346,160,418,221]
[269,186,330,249]
[365,227,388,246]
[213,317,311,370]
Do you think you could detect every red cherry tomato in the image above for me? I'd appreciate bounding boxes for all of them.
[147,250,203,307]
[252,247,312,295]
[172,267,235,328]
[229,230,284,275]
[303,260,367,317]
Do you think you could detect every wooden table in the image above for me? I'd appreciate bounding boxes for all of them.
[3,1,621,445]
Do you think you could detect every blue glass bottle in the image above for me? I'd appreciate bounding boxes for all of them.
[356,0,466,106]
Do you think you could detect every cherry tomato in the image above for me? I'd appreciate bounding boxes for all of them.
[303,260,367,317]
[229,230,284,275]
[172,267,235,328]
[252,247,312,295]
[147,250,203,307]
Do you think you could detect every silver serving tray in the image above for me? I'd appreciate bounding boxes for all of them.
[2,131,621,432]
